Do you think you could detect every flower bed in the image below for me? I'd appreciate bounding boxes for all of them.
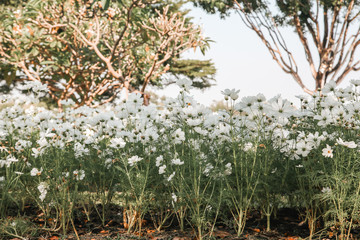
[1,80,360,239]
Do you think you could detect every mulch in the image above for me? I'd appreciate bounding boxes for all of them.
[5,205,360,239]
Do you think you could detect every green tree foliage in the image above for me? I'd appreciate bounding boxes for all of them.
[0,0,29,7]
[192,0,360,94]
[169,59,216,89]
[192,0,234,16]
[0,0,216,107]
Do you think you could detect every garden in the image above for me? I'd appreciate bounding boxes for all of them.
[1,79,360,239]
[2,0,360,239]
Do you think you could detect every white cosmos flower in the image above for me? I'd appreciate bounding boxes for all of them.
[37,182,49,202]
[321,187,332,193]
[158,165,166,174]
[15,139,31,151]
[109,138,126,148]
[186,118,202,126]
[306,132,325,148]
[203,163,214,176]
[74,142,89,157]
[295,94,308,101]
[37,138,48,148]
[194,127,207,135]
[172,128,185,144]
[0,155,19,168]
[314,109,332,126]
[171,158,184,166]
[167,171,175,182]
[243,142,254,152]
[269,96,294,117]
[229,91,240,100]
[30,167,42,176]
[224,163,232,176]
[322,144,333,158]
[128,155,143,166]
[320,95,340,109]
[32,148,44,158]
[73,169,85,181]
[221,88,240,101]
[176,78,193,91]
[336,138,357,149]
[235,96,257,111]
[84,128,95,137]
[296,140,312,157]
[0,146,8,153]
[171,193,177,202]
[350,79,360,86]
[155,155,163,167]
[322,80,337,94]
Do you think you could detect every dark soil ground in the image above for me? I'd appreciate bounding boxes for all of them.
[4,204,360,240]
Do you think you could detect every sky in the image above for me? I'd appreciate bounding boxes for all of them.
[154,4,360,107]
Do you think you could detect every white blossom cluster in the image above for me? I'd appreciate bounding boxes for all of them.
[0,79,359,205]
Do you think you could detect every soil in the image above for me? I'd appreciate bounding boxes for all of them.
[4,204,360,240]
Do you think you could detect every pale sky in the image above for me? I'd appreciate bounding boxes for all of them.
[155,4,359,107]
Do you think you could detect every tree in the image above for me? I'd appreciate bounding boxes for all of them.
[0,0,28,6]
[192,0,360,94]
[166,59,216,88]
[0,0,215,108]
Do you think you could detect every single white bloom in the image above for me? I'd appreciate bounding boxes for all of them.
[221,89,231,99]
[31,148,43,158]
[128,155,143,166]
[171,193,177,202]
[73,169,85,180]
[37,138,48,148]
[322,144,333,158]
[172,128,185,143]
[230,91,240,101]
[296,140,312,157]
[243,142,254,152]
[109,138,126,148]
[1,155,19,167]
[176,78,193,91]
[156,155,163,167]
[186,118,202,126]
[0,146,8,153]
[350,79,360,86]
[159,165,166,174]
[314,109,332,126]
[37,182,49,202]
[105,159,113,169]
[322,80,337,94]
[30,168,42,176]
[203,163,214,176]
[171,158,184,166]
[321,187,331,193]
[336,138,357,149]
[221,88,240,101]
[167,172,175,182]
[224,163,232,176]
